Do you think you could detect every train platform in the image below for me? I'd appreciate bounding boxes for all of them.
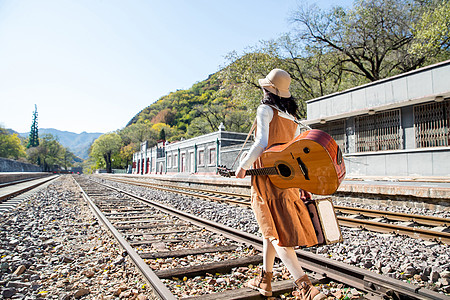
[107,173,450,201]
[0,175,58,201]
[0,172,50,184]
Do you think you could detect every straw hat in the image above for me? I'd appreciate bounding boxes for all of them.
[258,68,291,98]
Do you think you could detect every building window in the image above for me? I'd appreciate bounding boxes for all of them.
[414,100,450,148]
[167,154,172,168]
[198,150,204,166]
[312,120,346,153]
[209,147,216,165]
[355,109,402,152]
[173,154,178,168]
[181,153,186,172]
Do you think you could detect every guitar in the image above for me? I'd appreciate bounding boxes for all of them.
[217,129,346,195]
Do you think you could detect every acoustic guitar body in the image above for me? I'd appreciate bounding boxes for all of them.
[260,129,346,195]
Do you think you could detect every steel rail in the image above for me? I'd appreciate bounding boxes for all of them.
[93,177,449,300]
[335,206,450,227]
[107,177,251,206]
[293,249,449,300]
[91,179,263,250]
[104,176,450,243]
[338,217,450,244]
[73,177,177,300]
[105,176,251,199]
[105,177,449,226]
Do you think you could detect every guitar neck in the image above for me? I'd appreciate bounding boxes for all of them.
[244,167,278,176]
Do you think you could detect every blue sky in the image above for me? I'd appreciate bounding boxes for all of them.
[0,0,353,134]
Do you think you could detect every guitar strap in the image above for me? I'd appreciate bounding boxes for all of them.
[230,106,311,169]
[266,104,312,130]
[230,118,257,169]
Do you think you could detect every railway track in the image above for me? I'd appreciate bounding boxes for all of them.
[74,176,295,299]
[99,176,450,245]
[80,175,448,299]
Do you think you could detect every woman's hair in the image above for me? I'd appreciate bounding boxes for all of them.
[261,89,301,120]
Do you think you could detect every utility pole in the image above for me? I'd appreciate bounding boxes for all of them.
[27,104,39,148]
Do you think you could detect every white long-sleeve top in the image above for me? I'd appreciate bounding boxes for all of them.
[238,104,300,170]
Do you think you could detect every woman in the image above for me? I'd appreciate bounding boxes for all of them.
[235,69,326,300]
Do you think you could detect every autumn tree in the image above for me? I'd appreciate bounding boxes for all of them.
[151,108,176,125]
[119,143,138,169]
[151,123,174,141]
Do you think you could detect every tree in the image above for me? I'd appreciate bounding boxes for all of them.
[151,108,176,126]
[219,0,448,113]
[90,133,122,173]
[26,134,69,171]
[0,129,26,159]
[119,123,156,146]
[119,143,138,169]
[220,50,282,110]
[151,123,173,139]
[27,105,39,148]
[220,43,321,116]
[158,128,166,141]
[187,118,213,137]
[410,0,450,59]
[61,147,76,171]
[275,34,366,101]
[290,0,431,82]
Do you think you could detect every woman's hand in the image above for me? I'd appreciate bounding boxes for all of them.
[235,167,247,178]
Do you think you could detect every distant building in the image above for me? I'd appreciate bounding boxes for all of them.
[132,123,252,175]
[305,60,450,177]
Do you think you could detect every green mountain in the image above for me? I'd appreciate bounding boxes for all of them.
[20,129,102,160]
[126,71,253,143]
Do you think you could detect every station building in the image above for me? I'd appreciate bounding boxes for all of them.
[132,123,252,175]
[133,60,450,178]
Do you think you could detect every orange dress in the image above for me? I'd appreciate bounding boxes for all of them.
[251,109,318,247]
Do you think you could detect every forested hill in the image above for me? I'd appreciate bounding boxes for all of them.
[126,70,254,143]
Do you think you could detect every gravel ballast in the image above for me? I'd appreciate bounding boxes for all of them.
[93,176,450,296]
[0,176,158,300]
[1,174,448,299]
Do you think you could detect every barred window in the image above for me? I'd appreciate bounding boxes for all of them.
[312,120,346,153]
[355,109,402,152]
[414,100,450,148]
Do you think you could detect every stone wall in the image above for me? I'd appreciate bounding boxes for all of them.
[0,157,42,172]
